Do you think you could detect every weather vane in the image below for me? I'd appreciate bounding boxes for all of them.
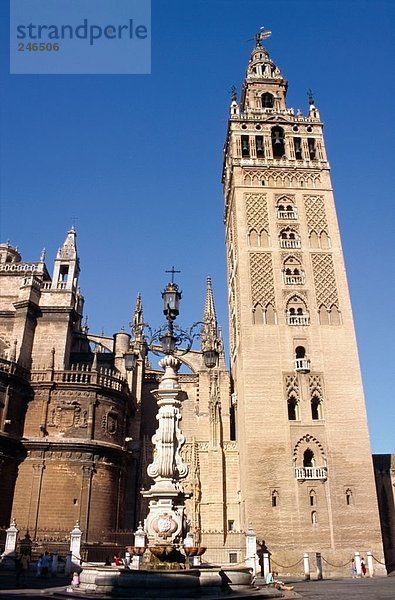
[230,85,237,102]
[255,26,272,46]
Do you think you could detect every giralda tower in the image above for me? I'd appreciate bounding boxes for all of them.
[222,30,384,565]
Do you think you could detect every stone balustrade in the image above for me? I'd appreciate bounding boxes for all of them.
[287,315,310,326]
[30,366,128,393]
[295,466,328,480]
[278,210,298,220]
[280,239,301,248]
[0,357,29,379]
[294,358,311,373]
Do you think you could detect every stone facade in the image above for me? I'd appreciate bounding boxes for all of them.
[222,37,386,572]
[0,35,389,575]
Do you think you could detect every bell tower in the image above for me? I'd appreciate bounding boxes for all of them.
[223,30,384,566]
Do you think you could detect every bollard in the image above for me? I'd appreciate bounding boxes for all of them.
[354,551,362,577]
[2,519,19,558]
[367,551,374,577]
[263,552,271,578]
[303,553,310,580]
[245,524,259,576]
[51,552,58,576]
[69,521,82,566]
[65,551,73,576]
[316,552,323,580]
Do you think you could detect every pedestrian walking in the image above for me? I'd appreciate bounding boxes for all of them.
[361,556,367,577]
[351,558,357,578]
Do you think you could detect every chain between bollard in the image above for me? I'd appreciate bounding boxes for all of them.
[321,556,352,568]
[371,554,386,566]
[270,557,304,569]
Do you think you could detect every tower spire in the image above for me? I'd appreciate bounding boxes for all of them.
[132,293,144,341]
[52,227,80,291]
[201,276,222,356]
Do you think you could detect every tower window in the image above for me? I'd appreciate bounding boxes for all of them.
[241,135,250,157]
[311,396,322,420]
[287,395,299,420]
[309,490,316,506]
[303,449,314,468]
[271,126,285,158]
[345,489,353,506]
[262,92,274,108]
[255,136,264,157]
[59,265,69,282]
[308,138,316,160]
[271,490,279,507]
[311,510,318,525]
[294,137,303,160]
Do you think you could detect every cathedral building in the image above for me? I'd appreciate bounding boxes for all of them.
[0,33,387,573]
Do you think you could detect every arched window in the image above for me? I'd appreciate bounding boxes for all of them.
[253,303,276,325]
[309,231,319,248]
[283,257,304,285]
[277,197,297,220]
[241,135,250,157]
[329,306,341,325]
[271,490,279,507]
[320,231,330,249]
[265,303,276,325]
[311,396,322,420]
[303,448,314,468]
[253,303,264,324]
[287,394,299,420]
[309,490,316,506]
[293,137,303,160]
[345,488,353,506]
[287,295,309,325]
[295,346,305,359]
[311,511,318,525]
[248,229,259,246]
[271,126,285,158]
[248,228,269,247]
[262,92,274,108]
[279,227,300,248]
[319,305,330,325]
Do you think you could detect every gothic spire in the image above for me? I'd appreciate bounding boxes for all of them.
[201,276,223,356]
[56,226,78,261]
[132,293,144,341]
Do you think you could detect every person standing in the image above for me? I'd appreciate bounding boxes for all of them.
[361,557,367,577]
[351,558,357,578]
[20,554,30,587]
[41,551,50,577]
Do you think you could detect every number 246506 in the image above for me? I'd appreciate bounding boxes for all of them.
[18,43,60,52]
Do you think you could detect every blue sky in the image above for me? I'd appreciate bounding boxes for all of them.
[1,0,394,454]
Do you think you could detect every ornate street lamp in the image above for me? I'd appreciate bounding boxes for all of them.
[124,271,221,555]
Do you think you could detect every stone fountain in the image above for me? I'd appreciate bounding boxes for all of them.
[73,281,272,597]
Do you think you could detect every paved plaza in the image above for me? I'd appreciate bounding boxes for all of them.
[0,570,394,599]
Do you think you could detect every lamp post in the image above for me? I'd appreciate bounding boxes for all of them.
[125,275,220,553]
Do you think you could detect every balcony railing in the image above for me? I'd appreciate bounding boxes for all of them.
[30,367,128,394]
[280,239,301,249]
[278,210,298,220]
[295,358,310,373]
[284,275,305,285]
[0,357,30,380]
[287,315,310,326]
[295,466,327,481]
